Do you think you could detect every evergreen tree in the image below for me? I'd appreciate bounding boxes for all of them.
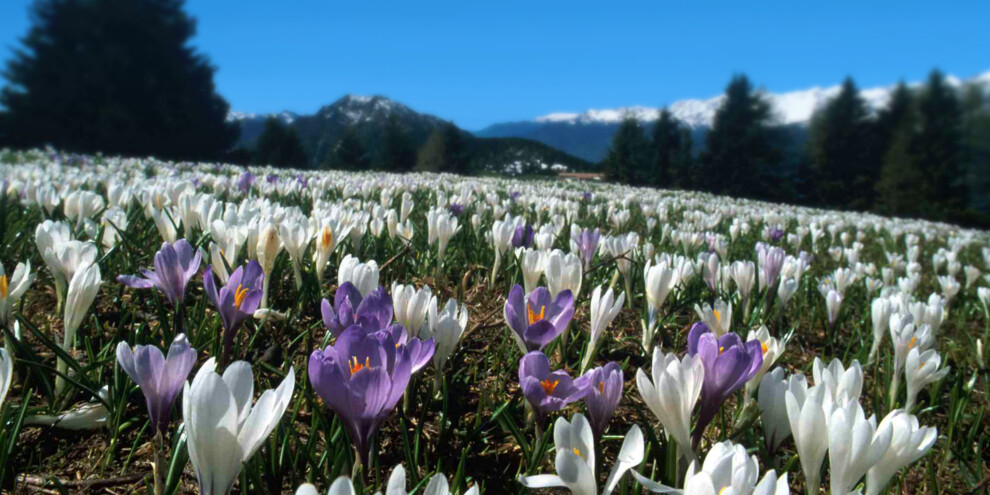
[329,126,368,170]
[701,75,777,197]
[379,113,416,171]
[914,70,964,217]
[440,123,466,174]
[960,83,990,215]
[675,127,695,188]
[808,77,875,209]
[416,129,445,172]
[0,0,238,160]
[255,117,308,167]
[604,116,649,184]
[876,85,924,216]
[650,109,681,187]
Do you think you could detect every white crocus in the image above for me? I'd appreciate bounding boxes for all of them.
[865,410,937,495]
[57,262,101,396]
[256,221,283,308]
[183,359,295,495]
[784,377,829,495]
[777,277,798,308]
[757,368,791,453]
[889,314,933,379]
[0,348,13,411]
[825,289,843,327]
[0,261,35,328]
[813,357,864,412]
[635,440,788,495]
[279,217,312,290]
[519,248,546,295]
[904,347,950,412]
[731,260,757,306]
[392,283,434,337]
[25,385,109,429]
[424,298,469,395]
[519,413,643,495]
[546,250,583,300]
[582,286,625,373]
[694,299,731,337]
[643,259,677,349]
[383,463,480,495]
[295,476,356,495]
[636,346,704,463]
[744,326,784,399]
[868,297,892,364]
[490,217,516,279]
[312,220,351,285]
[827,401,893,495]
[338,255,380,297]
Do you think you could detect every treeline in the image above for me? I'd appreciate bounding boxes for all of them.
[604,71,990,226]
[231,116,470,174]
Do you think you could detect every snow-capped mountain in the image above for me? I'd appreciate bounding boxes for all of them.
[476,70,990,161]
[532,70,989,128]
[227,110,298,124]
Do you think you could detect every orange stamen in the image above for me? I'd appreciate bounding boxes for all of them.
[541,379,559,395]
[713,309,721,321]
[321,226,333,249]
[599,381,605,393]
[348,356,371,375]
[233,284,249,308]
[908,336,916,349]
[761,342,769,355]
[0,274,7,299]
[572,447,583,458]
[528,304,546,325]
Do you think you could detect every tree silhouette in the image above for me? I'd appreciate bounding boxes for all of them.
[255,117,308,167]
[0,0,238,160]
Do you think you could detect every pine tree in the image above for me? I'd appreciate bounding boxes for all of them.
[440,123,466,174]
[255,117,308,167]
[960,83,990,216]
[379,113,416,171]
[604,116,649,184]
[876,85,924,216]
[808,77,875,209]
[914,70,964,217]
[701,75,777,197]
[675,127,695,188]
[0,0,238,160]
[329,126,368,170]
[416,129,445,172]
[651,109,681,187]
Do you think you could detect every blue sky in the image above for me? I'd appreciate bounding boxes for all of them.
[1,0,988,129]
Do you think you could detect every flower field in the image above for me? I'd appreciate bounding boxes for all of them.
[0,148,987,494]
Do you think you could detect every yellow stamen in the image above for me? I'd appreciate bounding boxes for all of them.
[572,447,583,458]
[349,356,371,375]
[908,336,916,349]
[541,379,560,395]
[719,488,730,495]
[321,226,333,249]
[528,304,546,325]
[0,274,7,299]
[713,309,721,321]
[761,342,769,355]
[599,381,605,393]
[233,284,249,309]
[719,346,725,354]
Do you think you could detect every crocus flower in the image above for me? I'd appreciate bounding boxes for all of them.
[574,228,601,271]
[203,261,264,363]
[643,259,676,348]
[512,224,535,249]
[519,248,545,295]
[376,323,436,374]
[423,298,469,394]
[518,351,589,423]
[686,322,763,448]
[545,250,583,300]
[118,239,201,309]
[825,289,843,327]
[904,347,949,411]
[828,400,893,495]
[784,377,829,494]
[582,362,623,439]
[757,368,791,454]
[183,359,295,495]
[693,300,732,337]
[518,413,644,495]
[58,262,101,395]
[0,260,35,328]
[504,285,574,353]
[321,283,393,337]
[392,283,434,337]
[0,348,13,411]
[865,410,937,495]
[581,286,625,373]
[448,203,464,216]
[309,326,412,465]
[636,346,704,463]
[338,255,379,297]
[743,325,784,400]
[381,464,481,495]
[635,440,789,495]
[116,334,197,432]
[237,171,255,194]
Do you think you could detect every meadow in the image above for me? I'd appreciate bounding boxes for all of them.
[0,148,986,494]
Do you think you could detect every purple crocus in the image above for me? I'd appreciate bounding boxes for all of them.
[237,171,255,194]
[266,174,279,184]
[448,203,465,216]
[577,228,601,271]
[769,228,785,242]
[309,326,412,465]
[582,191,593,202]
[118,239,202,309]
[758,245,787,291]
[503,285,574,352]
[116,334,197,433]
[377,322,436,374]
[203,261,264,364]
[320,282,393,337]
[686,322,763,448]
[519,351,590,423]
[511,224,535,249]
[583,362,623,438]
[510,191,522,201]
